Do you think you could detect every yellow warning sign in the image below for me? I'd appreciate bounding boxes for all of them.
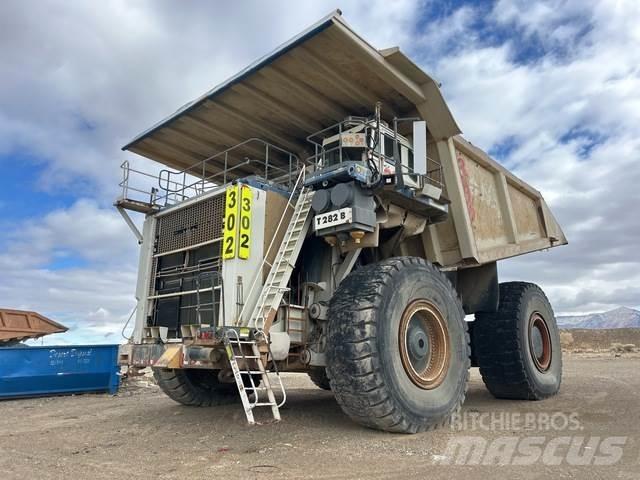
[223,185,239,259]
[238,185,252,259]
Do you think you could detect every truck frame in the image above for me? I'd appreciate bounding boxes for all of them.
[116,11,567,433]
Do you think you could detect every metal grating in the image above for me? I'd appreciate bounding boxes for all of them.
[148,257,157,295]
[155,193,225,254]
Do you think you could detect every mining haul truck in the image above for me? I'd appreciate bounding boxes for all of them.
[116,11,567,433]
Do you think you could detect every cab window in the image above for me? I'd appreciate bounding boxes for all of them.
[383,135,396,161]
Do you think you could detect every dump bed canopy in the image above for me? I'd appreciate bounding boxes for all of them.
[123,10,460,177]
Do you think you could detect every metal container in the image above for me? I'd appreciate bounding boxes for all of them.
[0,345,120,399]
[0,308,68,345]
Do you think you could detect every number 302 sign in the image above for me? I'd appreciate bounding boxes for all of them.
[223,184,252,260]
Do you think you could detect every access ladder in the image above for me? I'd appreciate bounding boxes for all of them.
[223,330,286,424]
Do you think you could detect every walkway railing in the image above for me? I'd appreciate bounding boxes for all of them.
[118,138,303,208]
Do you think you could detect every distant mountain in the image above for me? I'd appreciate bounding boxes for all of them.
[557,307,640,329]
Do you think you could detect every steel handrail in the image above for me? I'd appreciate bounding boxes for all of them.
[118,138,303,209]
[253,184,308,331]
[158,138,301,197]
[236,167,307,328]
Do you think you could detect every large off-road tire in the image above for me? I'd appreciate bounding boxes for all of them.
[153,368,256,407]
[326,257,470,433]
[473,282,562,400]
[307,367,331,390]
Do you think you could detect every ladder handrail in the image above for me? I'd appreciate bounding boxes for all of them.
[195,271,224,328]
[252,189,310,331]
[236,167,308,327]
[262,333,287,408]
[225,329,262,409]
[223,329,285,423]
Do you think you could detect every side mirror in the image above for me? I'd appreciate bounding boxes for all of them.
[412,120,427,175]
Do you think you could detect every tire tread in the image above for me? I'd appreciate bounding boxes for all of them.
[327,257,470,433]
[474,281,562,400]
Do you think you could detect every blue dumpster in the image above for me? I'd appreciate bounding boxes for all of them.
[0,344,120,399]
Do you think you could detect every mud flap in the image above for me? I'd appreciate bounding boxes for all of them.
[154,345,183,369]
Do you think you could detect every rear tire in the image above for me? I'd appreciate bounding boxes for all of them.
[326,257,470,433]
[473,282,562,400]
[308,367,331,390]
[153,368,256,406]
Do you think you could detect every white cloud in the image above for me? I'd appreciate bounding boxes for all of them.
[0,200,138,343]
[0,0,422,197]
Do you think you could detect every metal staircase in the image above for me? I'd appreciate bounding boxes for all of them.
[223,329,285,424]
[225,168,312,424]
[248,187,314,331]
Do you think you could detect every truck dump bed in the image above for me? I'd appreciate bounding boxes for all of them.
[0,309,68,345]
[122,10,566,268]
[424,136,566,267]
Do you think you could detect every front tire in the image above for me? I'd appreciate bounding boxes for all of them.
[473,282,562,400]
[308,367,331,390]
[326,257,470,433]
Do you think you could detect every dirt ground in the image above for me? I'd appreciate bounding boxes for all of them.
[1,354,638,479]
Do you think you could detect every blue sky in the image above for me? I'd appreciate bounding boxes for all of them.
[1,0,639,344]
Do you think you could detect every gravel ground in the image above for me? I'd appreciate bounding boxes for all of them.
[0,354,638,479]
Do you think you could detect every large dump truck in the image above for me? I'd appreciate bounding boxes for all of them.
[116,11,567,433]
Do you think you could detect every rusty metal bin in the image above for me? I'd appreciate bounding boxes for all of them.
[0,309,67,345]
[0,345,120,399]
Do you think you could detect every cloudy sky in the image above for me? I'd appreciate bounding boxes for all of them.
[1,0,638,344]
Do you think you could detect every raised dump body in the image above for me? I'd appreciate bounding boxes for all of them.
[0,309,68,346]
[116,10,567,432]
[425,135,566,267]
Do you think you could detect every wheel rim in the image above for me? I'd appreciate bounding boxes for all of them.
[399,300,450,390]
[528,312,552,372]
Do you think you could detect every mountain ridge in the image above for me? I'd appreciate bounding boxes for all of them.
[557,306,640,329]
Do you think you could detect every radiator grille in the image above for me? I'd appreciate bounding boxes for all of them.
[155,194,225,254]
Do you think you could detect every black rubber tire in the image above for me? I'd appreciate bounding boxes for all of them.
[307,367,331,390]
[326,257,470,433]
[153,368,258,407]
[473,282,562,400]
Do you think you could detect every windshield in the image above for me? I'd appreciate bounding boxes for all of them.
[322,140,365,167]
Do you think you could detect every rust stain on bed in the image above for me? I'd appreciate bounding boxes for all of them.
[456,150,476,222]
